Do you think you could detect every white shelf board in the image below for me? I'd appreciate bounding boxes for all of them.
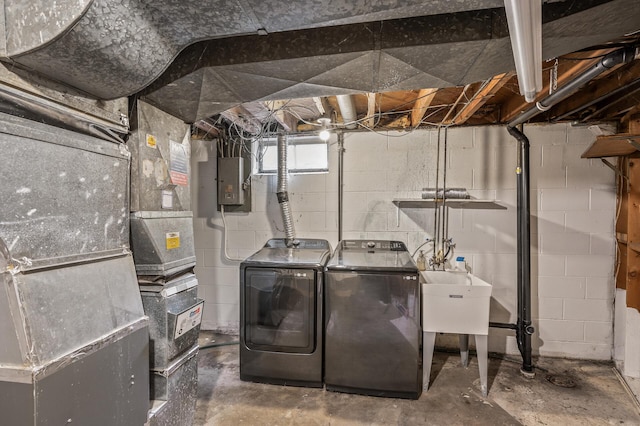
[392,199,507,210]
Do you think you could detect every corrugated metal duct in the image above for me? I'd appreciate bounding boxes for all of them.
[0,0,638,122]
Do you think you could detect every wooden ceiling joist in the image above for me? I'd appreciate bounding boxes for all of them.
[449,72,514,125]
[410,88,438,127]
[501,49,616,123]
[442,84,470,125]
[364,92,377,128]
[550,61,640,121]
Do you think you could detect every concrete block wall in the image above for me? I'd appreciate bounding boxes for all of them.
[191,123,616,359]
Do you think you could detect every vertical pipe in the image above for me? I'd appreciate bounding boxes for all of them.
[277,134,296,246]
[507,125,534,375]
[521,125,534,374]
[338,132,344,241]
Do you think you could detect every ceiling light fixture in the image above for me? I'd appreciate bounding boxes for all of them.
[504,0,542,103]
[317,117,331,141]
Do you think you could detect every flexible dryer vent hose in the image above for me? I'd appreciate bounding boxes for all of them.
[277,134,296,247]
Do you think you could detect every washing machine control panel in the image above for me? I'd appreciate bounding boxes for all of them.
[342,240,407,251]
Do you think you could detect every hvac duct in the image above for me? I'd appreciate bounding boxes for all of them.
[277,134,296,246]
[336,95,358,129]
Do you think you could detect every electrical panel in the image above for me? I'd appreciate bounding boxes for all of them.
[217,157,245,205]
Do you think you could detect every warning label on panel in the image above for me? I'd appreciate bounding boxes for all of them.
[146,134,157,149]
[166,232,180,250]
[169,140,188,186]
[174,301,204,339]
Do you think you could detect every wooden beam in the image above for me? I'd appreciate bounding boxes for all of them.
[501,49,615,123]
[622,110,640,129]
[450,73,514,125]
[365,93,377,128]
[550,61,640,121]
[617,158,629,290]
[627,157,640,310]
[411,88,438,127]
[442,85,470,125]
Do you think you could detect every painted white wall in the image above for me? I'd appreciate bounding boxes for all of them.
[191,123,616,359]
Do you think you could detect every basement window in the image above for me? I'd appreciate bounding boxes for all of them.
[255,135,329,174]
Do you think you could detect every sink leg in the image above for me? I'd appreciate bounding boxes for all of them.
[459,334,469,367]
[423,331,436,391]
[476,334,489,397]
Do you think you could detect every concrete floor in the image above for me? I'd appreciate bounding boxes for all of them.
[195,332,640,425]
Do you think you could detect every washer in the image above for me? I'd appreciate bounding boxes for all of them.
[325,240,422,399]
[240,238,331,387]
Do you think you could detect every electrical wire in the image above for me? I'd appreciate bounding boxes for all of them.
[412,240,434,258]
[200,341,240,350]
[220,205,244,262]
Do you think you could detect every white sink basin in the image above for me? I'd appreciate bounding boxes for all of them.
[420,271,492,335]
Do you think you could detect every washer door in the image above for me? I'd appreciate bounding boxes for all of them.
[244,268,316,354]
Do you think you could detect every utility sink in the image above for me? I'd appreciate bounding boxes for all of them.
[420,271,492,335]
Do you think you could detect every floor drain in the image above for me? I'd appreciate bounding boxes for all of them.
[546,374,577,388]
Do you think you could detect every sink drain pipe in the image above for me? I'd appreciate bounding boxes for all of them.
[509,124,534,375]
[490,124,534,376]
[496,46,636,376]
[337,132,344,241]
[277,134,297,247]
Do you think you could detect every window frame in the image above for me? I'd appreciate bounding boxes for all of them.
[254,135,329,175]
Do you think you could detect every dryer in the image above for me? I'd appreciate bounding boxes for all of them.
[325,240,422,399]
[240,238,331,387]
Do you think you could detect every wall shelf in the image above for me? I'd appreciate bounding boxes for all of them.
[581,134,640,158]
[392,199,507,210]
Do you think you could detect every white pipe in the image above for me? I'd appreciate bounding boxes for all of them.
[336,95,358,129]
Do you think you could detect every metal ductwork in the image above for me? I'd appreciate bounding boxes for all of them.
[336,95,358,129]
[0,1,637,122]
[277,134,296,247]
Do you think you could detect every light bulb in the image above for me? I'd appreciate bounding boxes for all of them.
[319,129,331,141]
[317,117,331,141]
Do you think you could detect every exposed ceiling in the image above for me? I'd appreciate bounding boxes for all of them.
[1,0,639,136]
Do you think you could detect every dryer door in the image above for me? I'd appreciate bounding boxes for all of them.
[244,268,316,354]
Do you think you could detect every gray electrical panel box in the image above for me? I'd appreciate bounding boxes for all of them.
[217,157,245,205]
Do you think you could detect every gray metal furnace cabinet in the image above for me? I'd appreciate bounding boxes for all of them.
[130,211,197,277]
[148,345,199,426]
[128,99,191,212]
[0,111,150,425]
[140,273,204,371]
[0,111,130,269]
[0,255,150,426]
